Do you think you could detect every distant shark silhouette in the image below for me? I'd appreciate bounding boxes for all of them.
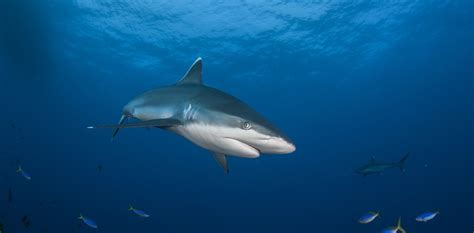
[355,153,409,176]
[88,58,295,173]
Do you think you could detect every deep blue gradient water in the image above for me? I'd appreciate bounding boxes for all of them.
[1,1,473,232]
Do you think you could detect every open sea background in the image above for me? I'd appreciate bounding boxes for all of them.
[0,0,473,232]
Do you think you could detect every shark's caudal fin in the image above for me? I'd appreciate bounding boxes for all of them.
[88,118,182,129]
[111,115,128,141]
[398,152,410,172]
[176,57,202,85]
[212,152,229,174]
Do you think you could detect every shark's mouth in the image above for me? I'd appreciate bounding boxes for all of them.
[222,137,261,158]
[234,139,262,155]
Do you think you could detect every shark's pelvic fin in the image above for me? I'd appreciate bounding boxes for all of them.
[111,115,128,141]
[212,152,229,174]
[176,57,202,85]
[88,118,182,129]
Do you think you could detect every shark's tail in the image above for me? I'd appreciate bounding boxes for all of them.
[398,153,410,172]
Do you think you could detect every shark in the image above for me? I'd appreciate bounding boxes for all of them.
[355,153,409,176]
[88,57,296,173]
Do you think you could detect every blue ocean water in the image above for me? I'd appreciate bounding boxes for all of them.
[1,0,473,232]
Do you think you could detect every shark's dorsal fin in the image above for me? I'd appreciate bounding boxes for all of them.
[176,57,202,85]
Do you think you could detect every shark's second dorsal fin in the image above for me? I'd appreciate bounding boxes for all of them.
[176,57,202,85]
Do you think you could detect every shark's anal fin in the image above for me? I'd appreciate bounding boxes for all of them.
[212,152,229,174]
[111,115,128,141]
[88,118,182,129]
[176,57,202,85]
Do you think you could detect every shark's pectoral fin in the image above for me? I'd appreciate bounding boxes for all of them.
[88,118,182,129]
[111,115,128,141]
[212,152,229,174]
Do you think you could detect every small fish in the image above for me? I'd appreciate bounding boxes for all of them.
[97,164,103,173]
[16,166,31,180]
[381,217,406,233]
[78,214,98,228]
[129,205,150,218]
[416,211,439,222]
[358,211,379,224]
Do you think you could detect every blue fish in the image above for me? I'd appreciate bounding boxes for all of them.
[129,205,150,218]
[381,217,406,233]
[78,214,98,228]
[416,211,439,222]
[358,211,379,224]
[16,166,31,180]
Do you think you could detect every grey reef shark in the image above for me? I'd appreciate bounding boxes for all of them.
[355,153,410,176]
[88,58,296,173]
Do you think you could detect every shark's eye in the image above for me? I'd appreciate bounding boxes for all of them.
[242,121,252,130]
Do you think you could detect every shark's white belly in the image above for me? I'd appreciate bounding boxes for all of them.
[172,123,260,158]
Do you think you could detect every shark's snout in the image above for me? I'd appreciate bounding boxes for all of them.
[268,137,296,154]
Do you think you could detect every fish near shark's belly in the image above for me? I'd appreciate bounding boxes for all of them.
[172,123,260,158]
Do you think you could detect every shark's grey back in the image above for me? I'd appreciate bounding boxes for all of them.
[138,85,279,131]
